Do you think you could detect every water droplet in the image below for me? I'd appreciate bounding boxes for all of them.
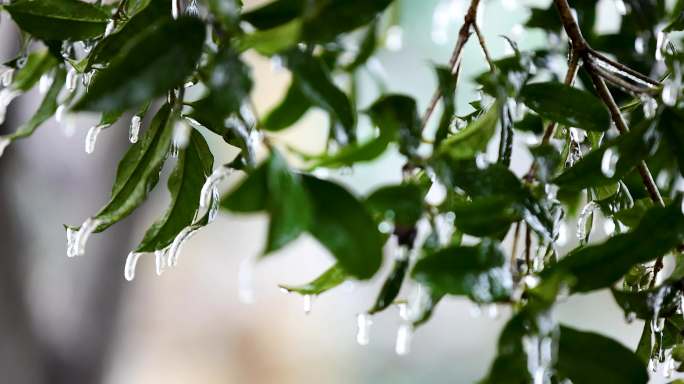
[641,95,658,118]
[85,124,107,154]
[0,137,10,158]
[238,256,255,304]
[66,68,79,92]
[200,165,232,208]
[395,323,413,355]
[67,218,101,257]
[56,105,76,137]
[356,313,373,346]
[129,115,141,143]
[124,252,143,281]
[600,148,619,178]
[303,294,313,314]
[172,120,191,149]
[475,153,488,169]
[385,25,403,51]
[652,317,665,332]
[154,249,166,276]
[634,36,645,54]
[656,30,669,61]
[378,220,393,234]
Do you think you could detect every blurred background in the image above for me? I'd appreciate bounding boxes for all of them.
[0,0,657,383]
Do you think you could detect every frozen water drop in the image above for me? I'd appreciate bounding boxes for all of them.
[200,165,232,208]
[270,56,284,72]
[385,25,403,51]
[185,0,199,16]
[238,256,255,304]
[303,294,313,314]
[166,226,197,268]
[655,30,669,61]
[634,36,645,54]
[72,217,101,257]
[0,88,20,125]
[662,81,679,107]
[0,137,9,158]
[356,313,373,346]
[475,153,488,170]
[0,68,13,87]
[652,317,665,332]
[172,120,191,149]
[577,201,599,242]
[641,95,658,118]
[85,124,107,154]
[208,186,220,223]
[395,323,413,355]
[65,68,79,92]
[124,252,143,281]
[129,115,141,143]
[66,227,78,258]
[154,249,166,276]
[39,72,52,94]
[614,0,627,15]
[600,148,619,178]
[104,20,115,37]
[603,219,616,236]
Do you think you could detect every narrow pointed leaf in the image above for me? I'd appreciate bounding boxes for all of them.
[262,80,311,131]
[368,258,408,314]
[436,101,499,160]
[136,129,214,252]
[279,264,348,295]
[73,17,205,112]
[220,165,268,213]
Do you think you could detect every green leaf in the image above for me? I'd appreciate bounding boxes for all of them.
[5,0,109,40]
[220,165,268,213]
[479,313,530,383]
[261,80,311,131]
[92,104,174,232]
[300,0,393,43]
[365,183,424,227]
[436,101,499,160]
[557,325,648,384]
[554,120,658,191]
[658,107,684,177]
[344,20,378,71]
[3,67,65,142]
[614,198,655,228]
[84,0,169,70]
[303,175,384,279]
[433,65,457,147]
[135,129,214,252]
[10,50,58,92]
[513,112,543,134]
[412,239,513,302]
[73,16,205,112]
[368,258,408,314]
[520,82,611,132]
[279,263,348,295]
[264,151,312,254]
[283,49,355,132]
[241,0,303,30]
[611,282,680,320]
[238,20,301,55]
[544,202,684,293]
[529,143,561,182]
[447,196,520,237]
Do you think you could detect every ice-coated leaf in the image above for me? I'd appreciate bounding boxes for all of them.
[279,264,348,295]
[611,282,680,320]
[73,17,205,112]
[433,65,457,147]
[4,0,109,40]
[9,50,57,92]
[136,129,214,252]
[520,82,611,132]
[436,101,499,160]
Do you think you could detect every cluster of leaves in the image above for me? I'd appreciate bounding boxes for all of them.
[2,0,684,381]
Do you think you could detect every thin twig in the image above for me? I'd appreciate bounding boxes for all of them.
[420,0,481,131]
[540,50,581,145]
[510,221,521,272]
[472,22,494,71]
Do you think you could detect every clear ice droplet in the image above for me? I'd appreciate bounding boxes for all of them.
[129,115,141,143]
[85,124,107,154]
[356,313,373,346]
[395,323,413,355]
[124,252,143,281]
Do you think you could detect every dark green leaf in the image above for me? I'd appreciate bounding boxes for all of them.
[544,202,684,292]
[5,0,108,40]
[220,165,268,213]
[436,101,499,160]
[10,50,57,92]
[241,0,303,30]
[365,183,424,227]
[557,325,648,384]
[303,175,384,279]
[279,263,348,295]
[283,49,355,132]
[530,143,561,182]
[261,80,311,131]
[412,239,512,302]
[136,129,214,252]
[368,258,408,314]
[238,20,301,55]
[92,104,174,231]
[448,196,520,237]
[614,198,655,228]
[611,282,681,320]
[73,17,205,112]
[300,0,393,43]
[344,20,378,71]
[520,82,611,132]
[434,65,457,147]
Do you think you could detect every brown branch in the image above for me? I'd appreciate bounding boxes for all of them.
[472,22,494,71]
[420,0,481,131]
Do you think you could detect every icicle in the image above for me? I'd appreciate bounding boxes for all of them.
[85,124,107,154]
[614,0,627,15]
[129,115,141,143]
[303,294,313,314]
[664,350,675,378]
[600,148,619,178]
[356,313,373,346]
[67,218,101,257]
[166,226,197,267]
[171,0,181,19]
[39,72,52,94]
[397,303,409,321]
[104,20,116,37]
[663,81,679,106]
[65,68,79,92]
[0,88,20,125]
[172,120,191,149]
[656,29,669,61]
[56,105,76,137]
[154,249,166,276]
[576,201,599,243]
[385,25,404,52]
[0,67,13,87]
[0,137,9,158]
[395,323,413,355]
[475,153,488,169]
[124,252,143,281]
[208,186,220,223]
[200,165,232,208]
[185,0,199,16]
[238,256,255,304]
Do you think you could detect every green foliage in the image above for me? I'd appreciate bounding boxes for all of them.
[3,0,684,380]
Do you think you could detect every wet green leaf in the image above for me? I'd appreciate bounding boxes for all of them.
[73,17,205,112]
[262,80,311,131]
[4,0,108,40]
[136,129,214,252]
[520,82,611,132]
[279,263,348,295]
[436,101,499,160]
